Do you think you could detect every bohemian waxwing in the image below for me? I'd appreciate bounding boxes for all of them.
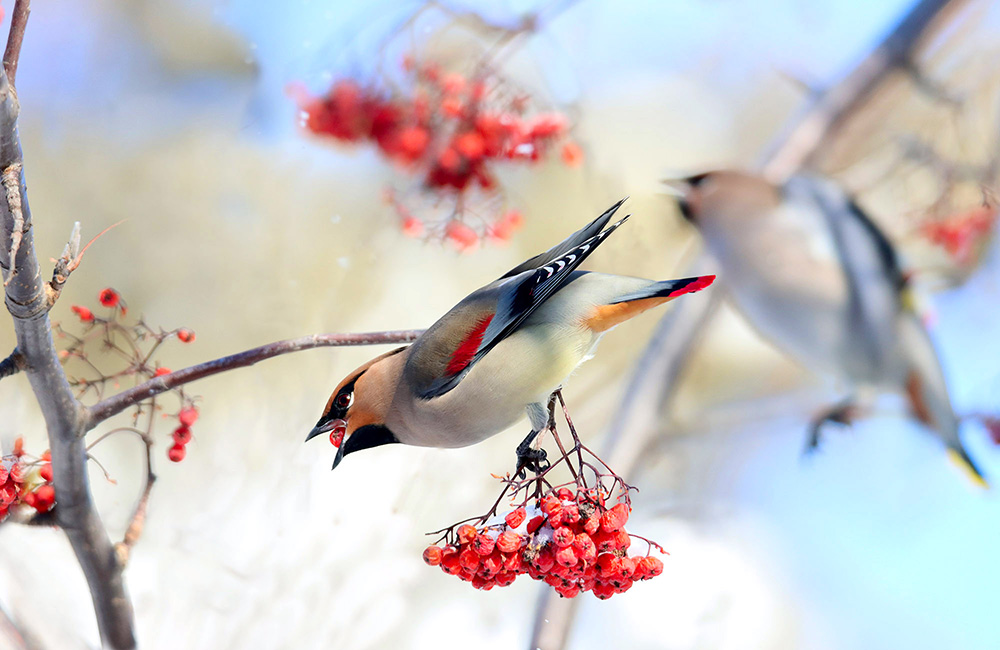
[673,170,987,487]
[306,199,716,469]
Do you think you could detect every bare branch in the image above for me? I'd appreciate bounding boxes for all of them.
[761,0,970,182]
[86,329,424,426]
[2,0,29,89]
[0,348,25,379]
[0,22,135,647]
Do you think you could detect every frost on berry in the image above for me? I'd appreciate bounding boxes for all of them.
[423,392,667,599]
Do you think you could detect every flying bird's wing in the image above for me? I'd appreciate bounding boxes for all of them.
[406,210,630,399]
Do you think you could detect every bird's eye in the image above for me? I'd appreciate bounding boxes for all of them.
[335,392,353,409]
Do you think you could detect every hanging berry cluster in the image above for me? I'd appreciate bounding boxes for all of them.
[367,390,668,598]
[921,204,997,268]
[423,484,664,598]
[0,438,55,523]
[58,287,201,465]
[292,56,584,252]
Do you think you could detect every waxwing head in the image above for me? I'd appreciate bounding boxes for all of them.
[306,346,407,469]
[671,170,781,239]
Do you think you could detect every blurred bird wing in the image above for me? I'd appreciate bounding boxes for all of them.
[498,198,626,279]
[407,214,630,399]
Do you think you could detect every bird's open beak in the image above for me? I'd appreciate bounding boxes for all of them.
[332,443,346,470]
[305,418,339,442]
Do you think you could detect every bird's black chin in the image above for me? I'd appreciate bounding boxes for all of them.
[332,424,400,470]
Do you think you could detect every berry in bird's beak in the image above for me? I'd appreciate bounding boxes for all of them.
[305,417,346,444]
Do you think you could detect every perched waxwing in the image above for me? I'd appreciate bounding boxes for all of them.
[306,199,716,469]
[673,170,987,487]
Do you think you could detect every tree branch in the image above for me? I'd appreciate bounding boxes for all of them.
[85,329,423,426]
[0,347,25,379]
[2,0,30,89]
[0,4,136,645]
[760,0,970,183]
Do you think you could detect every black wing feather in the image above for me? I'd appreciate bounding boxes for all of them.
[418,214,630,399]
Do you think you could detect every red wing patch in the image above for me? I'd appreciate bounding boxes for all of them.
[446,314,494,375]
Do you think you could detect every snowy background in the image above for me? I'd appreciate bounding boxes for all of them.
[2,0,1000,648]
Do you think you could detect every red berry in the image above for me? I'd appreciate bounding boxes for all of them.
[13,437,23,456]
[611,530,631,551]
[41,450,51,462]
[600,503,629,532]
[167,444,186,462]
[596,553,620,578]
[176,328,195,343]
[496,530,521,554]
[459,548,480,571]
[584,513,600,535]
[637,556,664,579]
[32,484,55,512]
[423,546,444,566]
[71,305,94,323]
[505,507,526,529]
[472,533,496,556]
[172,426,192,445]
[445,221,479,252]
[481,551,503,576]
[592,581,615,600]
[457,524,477,544]
[39,463,53,482]
[9,463,25,483]
[98,288,120,308]
[526,515,545,534]
[561,141,584,168]
[534,549,555,573]
[401,216,424,238]
[573,533,597,563]
[178,407,199,427]
[553,526,574,548]
[555,545,577,568]
[454,132,485,160]
[0,484,15,507]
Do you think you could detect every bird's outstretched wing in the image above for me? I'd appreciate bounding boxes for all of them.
[498,198,626,279]
[406,207,630,400]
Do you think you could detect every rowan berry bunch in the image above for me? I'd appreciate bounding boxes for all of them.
[0,438,55,523]
[421,391,666,598]
[921,204,997,268]
[292,55,583,251]
[56,287,201,464]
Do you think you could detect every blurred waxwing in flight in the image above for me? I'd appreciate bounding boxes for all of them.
[306,199,716,470]
[672,170,987,487]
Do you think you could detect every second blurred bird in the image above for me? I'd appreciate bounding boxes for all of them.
[673,170,987,487]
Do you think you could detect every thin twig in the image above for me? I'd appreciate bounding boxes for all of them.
[0,348,25,379]
[2,0,30,89]
[86,329,424,426]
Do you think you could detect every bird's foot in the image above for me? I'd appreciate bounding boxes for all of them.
[515,442,549,479]
[805,402,856,454]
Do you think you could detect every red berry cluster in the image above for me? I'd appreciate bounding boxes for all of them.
[0,439,56,522]
[922,205,997,266]
[424,487,664,598]
[168,407,198,463]
[293,57,583,250]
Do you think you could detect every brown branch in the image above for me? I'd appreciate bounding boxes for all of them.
[0,11,135,647]
[2,0,30,89]
[761,0,970,182]
[85,329,424,426]
[0,347,25,379]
